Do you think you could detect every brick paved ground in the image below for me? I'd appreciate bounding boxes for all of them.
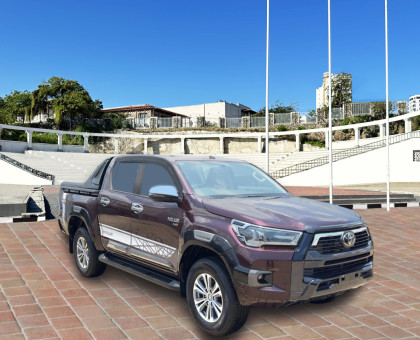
[0,208,420,339]
[285,186,386,197]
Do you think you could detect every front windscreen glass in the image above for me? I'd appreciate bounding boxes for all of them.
[176,160,288,198]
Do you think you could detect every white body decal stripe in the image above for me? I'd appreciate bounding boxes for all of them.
[99,223,175,258]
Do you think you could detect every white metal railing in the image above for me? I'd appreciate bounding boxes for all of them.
[351,102,371,116]
[157,118,172,129]
[135,116,150,129]
[226,118,241,128]
[274,113,292,125]
[250,117,265,128]
[181,118,192,128]
[332,108,345,120]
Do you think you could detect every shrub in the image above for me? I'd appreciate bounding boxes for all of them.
[32,132,58,144]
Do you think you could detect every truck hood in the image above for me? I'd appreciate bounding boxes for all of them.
[202,195,363,232]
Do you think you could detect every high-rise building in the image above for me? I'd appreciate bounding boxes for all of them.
[316,72,352,109]
[409,95,420,112]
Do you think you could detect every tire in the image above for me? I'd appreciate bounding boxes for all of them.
[186,257,249,336]
[73,228,106,277]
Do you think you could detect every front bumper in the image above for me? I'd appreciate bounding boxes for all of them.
[289,248,373,302]
[233,237,373,307]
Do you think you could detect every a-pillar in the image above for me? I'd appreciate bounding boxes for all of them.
[258,136,262,153]
[57,134,63,151]
[354,127,360,146]
[114,138,119,154]
[144,138,148,154]
[83,135,89,153]
[26,131,33,150]
[180,137,185,154]
[219,137,224,154]
[295,133,300,152]
[405,118,412,133]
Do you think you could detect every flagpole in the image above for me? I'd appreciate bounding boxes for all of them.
[265,0,270,173]
[328,0,333,204]
[385,0,390,211]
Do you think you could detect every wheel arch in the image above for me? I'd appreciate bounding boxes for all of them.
[179,230,240,298]
[67,207,99,253]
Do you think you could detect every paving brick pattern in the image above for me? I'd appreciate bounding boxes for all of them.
[0,208,419,339]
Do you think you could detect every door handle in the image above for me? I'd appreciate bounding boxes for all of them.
[131,203,144,214]
[100,197,110,207]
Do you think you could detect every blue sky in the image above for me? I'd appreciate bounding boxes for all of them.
[1,0,419,112]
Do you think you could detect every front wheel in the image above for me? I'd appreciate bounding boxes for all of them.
[73,228,106,277]
[186,257,249,336]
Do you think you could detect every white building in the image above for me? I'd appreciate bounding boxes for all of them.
[409,95,420,112]
[164,100,254,121]
[316,72,352,109]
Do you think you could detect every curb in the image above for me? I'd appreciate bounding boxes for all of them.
[339,202,420,210]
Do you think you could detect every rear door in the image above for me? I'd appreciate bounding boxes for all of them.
[97,160,142,255]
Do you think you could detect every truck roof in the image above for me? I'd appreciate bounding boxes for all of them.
[111,154,247,164]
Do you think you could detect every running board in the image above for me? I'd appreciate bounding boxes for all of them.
[98,253,180,291]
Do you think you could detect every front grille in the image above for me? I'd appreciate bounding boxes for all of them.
[304,256,373,279]
[312,229,370,254]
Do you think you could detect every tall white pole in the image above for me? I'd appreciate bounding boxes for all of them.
[265,0,270,173]
[328,0,333,204]
[385,0,390,211]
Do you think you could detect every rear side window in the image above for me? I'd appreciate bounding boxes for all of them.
[111,162,141,193]
[140,163,176,196]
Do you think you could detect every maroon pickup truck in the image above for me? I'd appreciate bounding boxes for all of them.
[58,155,373,335]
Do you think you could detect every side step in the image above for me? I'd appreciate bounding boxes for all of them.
[99,253,180,291]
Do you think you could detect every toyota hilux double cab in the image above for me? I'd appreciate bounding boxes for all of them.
[58,155,373,335]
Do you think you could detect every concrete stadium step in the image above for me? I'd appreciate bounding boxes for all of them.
[1,151,112,184]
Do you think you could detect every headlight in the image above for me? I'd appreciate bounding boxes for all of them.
[231,219,302,248]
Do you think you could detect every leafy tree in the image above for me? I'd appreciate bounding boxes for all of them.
[413,116,420,131]
[325,73,352,108]
[0,90,32,124]
[31,77,103,130]
[256,101,297,117]
[370,101,394,120]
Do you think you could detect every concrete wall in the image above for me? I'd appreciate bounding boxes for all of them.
[280,138,420,186]
[0,160,53,185]
[0,140,85,153]
[185,138,219,154]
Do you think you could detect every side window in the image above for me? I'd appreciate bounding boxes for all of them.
[140,163,176,196]
[111,162,141,194]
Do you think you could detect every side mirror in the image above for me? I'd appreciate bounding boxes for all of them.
[149,185,181,203]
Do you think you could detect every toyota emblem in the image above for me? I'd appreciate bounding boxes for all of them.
[341,231,356,248]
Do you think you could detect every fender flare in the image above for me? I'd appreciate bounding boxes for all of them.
[66,206,104,252]
[181,230,249,288]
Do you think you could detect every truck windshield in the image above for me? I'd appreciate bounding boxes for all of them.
[176,160,288,198]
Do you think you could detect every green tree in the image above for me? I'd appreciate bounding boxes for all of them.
[31,77,103,130]
[0,90,32,124]
[370,101,394,120]
[325,72,352,108]
[256,101,297,117]
[307,109,316,121]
